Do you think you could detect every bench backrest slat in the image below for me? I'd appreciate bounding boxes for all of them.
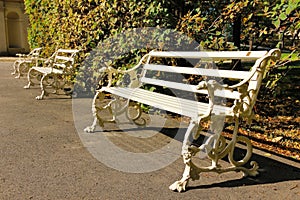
[30,47,43,58]
[52,49,80,69]
[57,49,80,54]
[144,64,251,80]
[148,50,268,60]
[141,77,241,99]
[54,55,75,62]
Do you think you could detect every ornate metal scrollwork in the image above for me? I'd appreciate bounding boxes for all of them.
[170,76,260,192]
[84,65,147,132]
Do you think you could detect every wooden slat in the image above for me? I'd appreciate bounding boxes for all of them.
[104,86,202,117]
[141,77,241,99]
[148,51,267,60]
[57,49,79,54]
[102,87,234,119]
[144,64,251,79]
[55,55,74,62]
[32,67,63,74]
[53,63,67,68]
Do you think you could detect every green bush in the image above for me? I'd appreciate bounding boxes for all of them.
[24,0,299,96]
[24,0,180,56]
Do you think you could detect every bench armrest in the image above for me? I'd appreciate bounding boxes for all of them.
[198,49,281,120]
[16,53,28,58]
[97,54,150,88]
[228,48,281,90]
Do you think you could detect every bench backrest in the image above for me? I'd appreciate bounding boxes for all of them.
[29,47,43,58]
[16,47,42,57]
[50,49,80,70]
[138,49,281,117]
[16,47,42,61]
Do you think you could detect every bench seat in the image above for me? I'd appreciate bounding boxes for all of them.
[31,66,64,75]
[102,86,234,119]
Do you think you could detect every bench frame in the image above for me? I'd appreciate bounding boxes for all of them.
[84,49,281,192]
[24,49,80,100]
[11,47,43,79]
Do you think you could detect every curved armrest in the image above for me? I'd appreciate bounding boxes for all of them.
[104,53,150,74]
[98,53,150,88]
[197,48,281,119]
[16,53,28,58]
[228,48,281,90]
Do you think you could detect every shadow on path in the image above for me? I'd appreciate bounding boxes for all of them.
[188,148,300,190]
[101,125,300,190]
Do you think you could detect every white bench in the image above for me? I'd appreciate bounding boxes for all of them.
[24,49,80,100]
[11,47,43,79]
[84,49,281,192]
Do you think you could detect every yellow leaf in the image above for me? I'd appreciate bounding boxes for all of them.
[272,136,283,142]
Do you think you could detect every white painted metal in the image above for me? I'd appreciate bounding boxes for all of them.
[23,49,80,100]
[11,47,43,78]
[143,64,251,79]
[84,48,281,192]
[140,77,241,99]
[148,50,268,60]
[102,87,234,119]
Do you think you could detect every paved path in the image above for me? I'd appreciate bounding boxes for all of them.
[0,61,299,199]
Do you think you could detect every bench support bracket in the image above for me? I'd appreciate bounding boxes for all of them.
[169,117,259,192]
[84,90,144,132]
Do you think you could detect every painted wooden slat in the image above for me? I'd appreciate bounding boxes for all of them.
[32,67,63,74]
[141,77,240,99]
[55,56,74,62]
[57,49,80,54]
[148,51,267,60]
[53,63,67,69]
[102,87,233,118]
[144,64,251,79]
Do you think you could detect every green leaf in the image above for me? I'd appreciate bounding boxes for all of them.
[264,6,269,13]
[149,86,156,92]
[279,13,287,21]
[273,19,281,28]
[286,5,292,15]
[216,31,222,36]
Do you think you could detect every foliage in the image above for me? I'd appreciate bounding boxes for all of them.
[24,0,187,95]
[24,0,299,95]
[177,1,235,50]
[177,0,300,51]
[24,0,179,56]
[24,0,300,53]
[264,0,300,50]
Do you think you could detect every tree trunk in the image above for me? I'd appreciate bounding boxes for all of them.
[233,14,241,69]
